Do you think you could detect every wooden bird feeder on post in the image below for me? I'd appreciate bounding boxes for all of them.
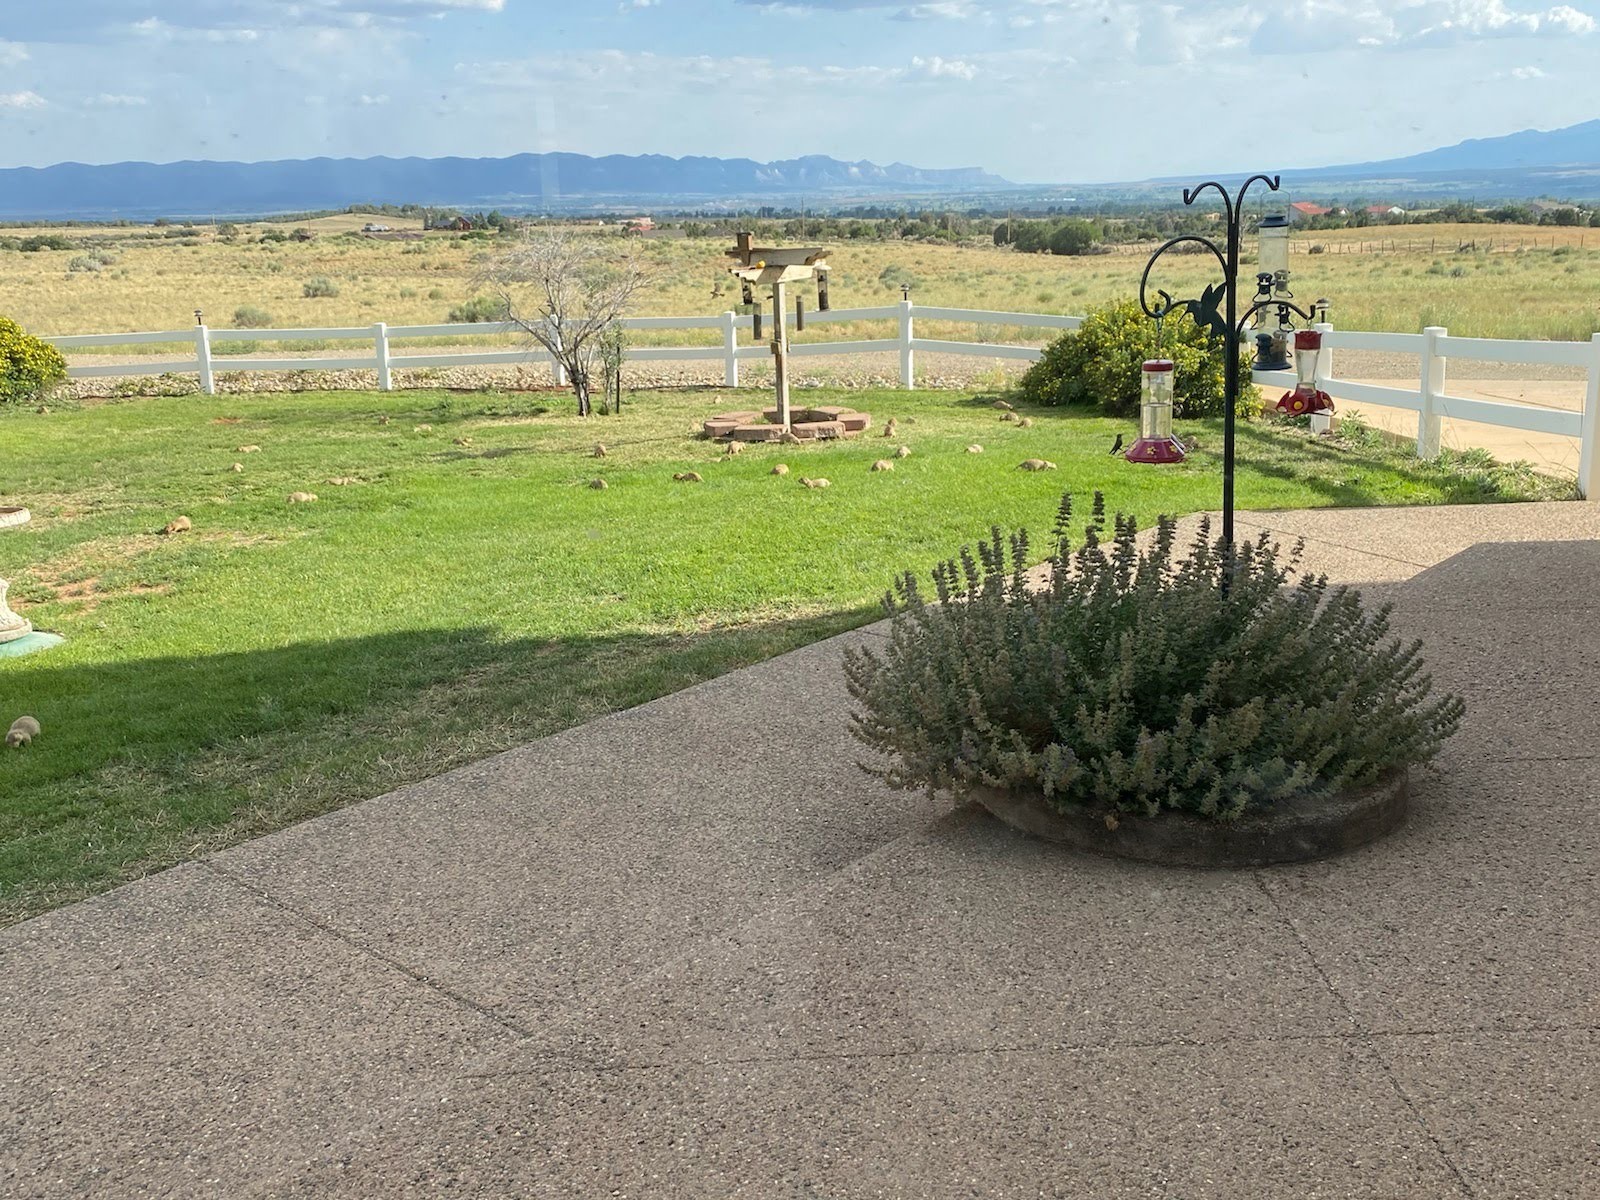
[727,232,831,431]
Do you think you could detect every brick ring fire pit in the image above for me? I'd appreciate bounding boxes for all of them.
[703,405,872,443]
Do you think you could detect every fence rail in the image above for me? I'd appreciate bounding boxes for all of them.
[43,303,1600,498]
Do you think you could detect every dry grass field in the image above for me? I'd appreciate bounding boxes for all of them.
[4,219,1599,350]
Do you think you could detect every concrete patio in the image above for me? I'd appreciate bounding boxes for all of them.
[2,501,1597,1199]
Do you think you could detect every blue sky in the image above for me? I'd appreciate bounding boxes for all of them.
[1,0,1597,182]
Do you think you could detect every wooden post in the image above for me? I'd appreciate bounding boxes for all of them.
[373,322,392,391]
[771,280,790,429]
[1579,332,1600,501]
[1310,320,1335,435]
[899,297,915,389]
[1418,326,1446,459]
[722,310,739,387]
[194,323,215,395]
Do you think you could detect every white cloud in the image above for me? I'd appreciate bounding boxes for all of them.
[86,93,149,107]
[359,93,392,105]
[0,40,29,67]
[910,54,979,79]
[1255,0,1597,52]
[0,91,46,110]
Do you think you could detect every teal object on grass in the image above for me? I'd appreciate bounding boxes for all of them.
[0,631,64,658]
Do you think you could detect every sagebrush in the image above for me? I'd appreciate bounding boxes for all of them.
[845,493,1463,819]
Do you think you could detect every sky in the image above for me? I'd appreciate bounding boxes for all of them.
[0,0,1597,183]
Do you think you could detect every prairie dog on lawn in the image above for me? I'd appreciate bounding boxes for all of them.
[7,716,40,748]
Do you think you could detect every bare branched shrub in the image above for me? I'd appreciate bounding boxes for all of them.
[476,230,650,415]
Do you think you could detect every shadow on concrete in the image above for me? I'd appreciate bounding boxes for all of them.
[0,607,877,923]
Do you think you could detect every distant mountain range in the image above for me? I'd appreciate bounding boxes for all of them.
[1314,119,1600,177]
[5,119,1600,221]
[1158,119,1600,202]
[0,153,1012,220]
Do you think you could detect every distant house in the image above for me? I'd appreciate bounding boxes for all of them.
[362,222,392,233]
[446,216,474,232]
[1289,201,1332,222]
[1366,205,1405,217]
[623,216,656,234]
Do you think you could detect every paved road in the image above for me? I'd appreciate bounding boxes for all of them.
[3,502,1597,1199]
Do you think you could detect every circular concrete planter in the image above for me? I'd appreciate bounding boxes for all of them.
[0,506,30,530]
[971,773,1409,868]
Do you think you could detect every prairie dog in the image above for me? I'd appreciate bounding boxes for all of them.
[588,478,609,490]
[237,444,261,454]
[966,444,984,454]
[800,477,831,489]
[992,399,1015,411]
[724,442,744,456]
[161,516,191,535]
[882,419,898,438]
[1018,417,1034,428]
[592,443,608,458]
[770,464,789,476]
[673,471,703,483]
[999,412,1017,423]
[1018,459,1058,472]
[894,445,912,458]
[287,491,318,503]
[6,716,40,748]
[870,459,894,472]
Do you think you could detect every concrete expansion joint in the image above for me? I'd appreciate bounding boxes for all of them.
[1252,871,1479,1198]
[196,859,535,1043]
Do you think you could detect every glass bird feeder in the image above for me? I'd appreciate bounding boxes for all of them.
[1253,214,1292,370]
[1275,329,1335,417]
[1125,359,1186,464]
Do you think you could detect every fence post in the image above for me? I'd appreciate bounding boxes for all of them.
[1417,325,1446,459]
[722,310,739,387]
[899,298,915,389]
[194,323,215,395]
[1310,320,1335,435]
[373,322,392,392]
[548,320,567,386]
[1579,332,1600,501]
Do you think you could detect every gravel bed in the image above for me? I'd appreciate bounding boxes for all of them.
[58,350,1030,401]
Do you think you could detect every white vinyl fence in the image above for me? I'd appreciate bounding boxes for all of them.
[44,303,1600,498]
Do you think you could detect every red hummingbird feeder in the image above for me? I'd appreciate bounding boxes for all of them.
[1275,330,1335,417]
[1125,359,1187,464]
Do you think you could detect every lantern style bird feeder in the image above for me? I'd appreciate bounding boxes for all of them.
[1275,329,1335,417]
[1251,214,1293,371]
[726,232,832,430]
[1124,359,1186,464]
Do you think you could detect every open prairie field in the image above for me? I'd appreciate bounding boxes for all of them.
[4,219,1599,347]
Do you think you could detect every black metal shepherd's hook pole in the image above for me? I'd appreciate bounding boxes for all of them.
[1137,174,1318,558]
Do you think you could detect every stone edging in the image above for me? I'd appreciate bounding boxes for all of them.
[970,773,1409,868]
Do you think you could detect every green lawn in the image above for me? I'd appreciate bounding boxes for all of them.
[0,385,1572,922]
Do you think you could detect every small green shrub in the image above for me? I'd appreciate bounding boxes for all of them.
[302,276,340,298]
[447,295,506,323]
[0,316,68,406]
[1014,299,1253,419]
[845,494,1463,820]
[1047,218,1097,257]
[20,234,74,252]
[232,305,274,328]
